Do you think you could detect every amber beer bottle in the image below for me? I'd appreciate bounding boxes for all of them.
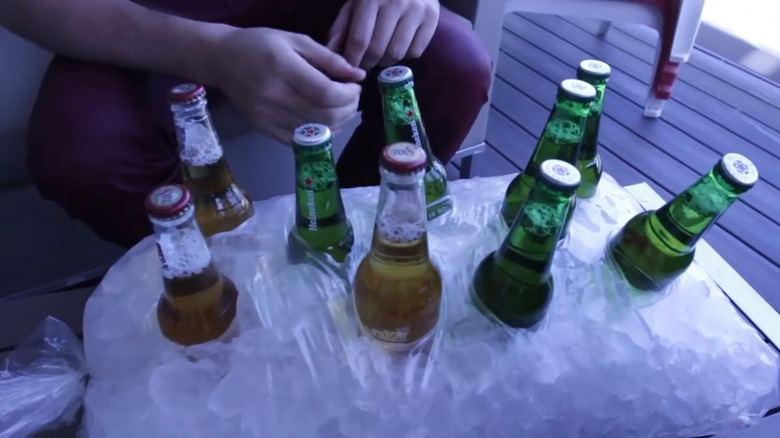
[378,66,453,221]
[288,123,354,263]
[471,159,581,329]
[168,83,254,237]
[607,153,759,292]
[353,142,443,352]
[146,184,239,346]
[575,59,611,199]
[499,79,595,240]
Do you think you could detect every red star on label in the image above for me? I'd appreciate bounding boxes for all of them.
[305,177,313,186]
[407,110,414,118]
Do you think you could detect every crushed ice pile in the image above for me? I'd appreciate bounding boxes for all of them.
[82,173,780,438]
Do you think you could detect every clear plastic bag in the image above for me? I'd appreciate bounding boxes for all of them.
[0,316,87,438]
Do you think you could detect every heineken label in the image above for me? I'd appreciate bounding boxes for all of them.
[427,196,453,221]
[298,161,338,231]
[519,204,560,237]
[383,87,420,127]
[544,119,582,145]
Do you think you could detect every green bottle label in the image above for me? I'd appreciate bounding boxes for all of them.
[544,119,583,145]
[297,161,338,231]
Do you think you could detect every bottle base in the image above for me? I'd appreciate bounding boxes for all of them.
[469,284,548,332]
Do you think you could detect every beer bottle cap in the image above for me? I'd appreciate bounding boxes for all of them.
[292,123,332,147]
[168,83,206,104]
[577,59,612,81]
[378,65,414,85]
[146,184,192,220]
[720,153,759,189]
[559,79,597,102]
[381,142,427,174]
[539,159,581,192]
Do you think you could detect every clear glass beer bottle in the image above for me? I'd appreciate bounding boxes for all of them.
[288,123,354,264]
[353,142,443,352]
[378,66,453,221]
[168,83,254,237]
[146,184,239,346]
[471,159,581,329]
[499,79,595,241]
[607,153,759,292]
[575,59,611,199]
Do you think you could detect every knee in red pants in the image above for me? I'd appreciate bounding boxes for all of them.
[26,57,183,249]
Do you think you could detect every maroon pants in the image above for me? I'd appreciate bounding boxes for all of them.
[26,0,492,249]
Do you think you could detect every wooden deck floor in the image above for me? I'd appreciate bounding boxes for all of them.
[453,13,780,314]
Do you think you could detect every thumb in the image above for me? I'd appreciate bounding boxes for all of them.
[295,35,366,83]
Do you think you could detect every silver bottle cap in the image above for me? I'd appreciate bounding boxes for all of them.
[378,65,414,84]
[539,159,581,190]
[292,123,332,147]
[578,59,612,79]
[560,79,597,102]
[720,153,759,188]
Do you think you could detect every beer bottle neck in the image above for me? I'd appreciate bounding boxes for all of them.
[578,79,608,160]
[170,98,225,169]
[524,95,591,175]
[151,206,215,281]
[495,182,572,283]
[369,168,430,262]
[651,166,747,254]
[380,84,435,165]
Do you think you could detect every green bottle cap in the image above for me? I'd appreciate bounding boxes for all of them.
[292,123,332,148]
[577,59,612,81]
[539,159,581,193]
[720,153,759,189]
[381,142,427,174]
[559,79,597,102]
[378,65,414,85]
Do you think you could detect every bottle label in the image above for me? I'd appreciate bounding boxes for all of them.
[427,196,453,221]
[519,204,561,237]
[298,161,338,231]
[367,327,410,344]
[155,242,169,272]
[543,119,582,145]
[687,184,728,217]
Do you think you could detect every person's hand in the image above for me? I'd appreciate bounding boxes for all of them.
[206,27,366,144]
[326,0,439,71]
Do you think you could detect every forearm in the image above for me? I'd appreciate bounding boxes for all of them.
[0,0,230,85]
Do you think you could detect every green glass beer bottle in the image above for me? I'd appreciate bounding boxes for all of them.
[378,65,453,221]
[471,159,581,329]
[288,123,355,264]
[607,153,759,292]
[575,59,611,199]
[499,79,595,241]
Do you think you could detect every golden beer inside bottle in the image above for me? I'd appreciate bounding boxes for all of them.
[353,218,442,353]
[181,154,254,237]
[155,227,238,346]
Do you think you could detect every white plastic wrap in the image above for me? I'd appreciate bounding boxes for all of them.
[0,317,87,438]
[82,173,779,437]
